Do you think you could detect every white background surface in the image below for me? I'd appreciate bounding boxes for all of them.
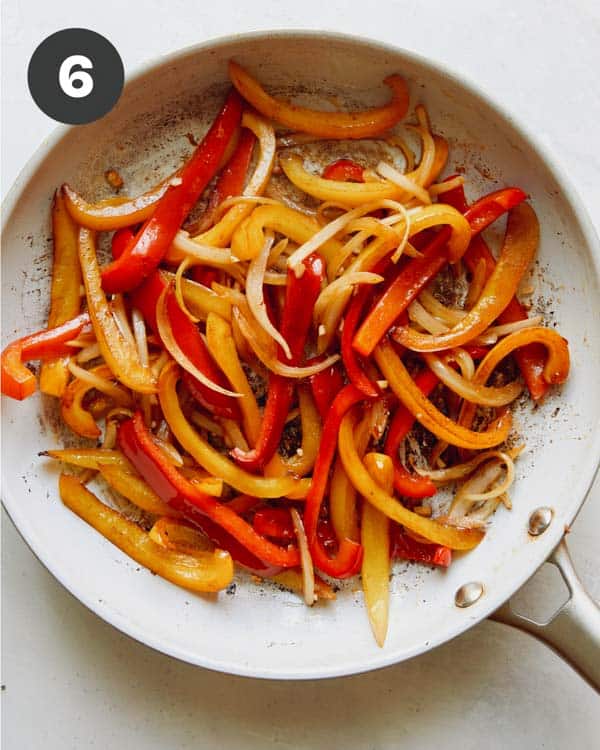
[1,0,599,747]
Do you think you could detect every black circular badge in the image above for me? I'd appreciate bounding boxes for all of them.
[28,28,124,125]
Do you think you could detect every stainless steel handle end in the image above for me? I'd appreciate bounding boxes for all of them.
[490,539,600,692]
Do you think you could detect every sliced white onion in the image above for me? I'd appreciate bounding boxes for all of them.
[233,307,339,378]
[76,342,101,363]
[376,161,432,205]
[448,454,515,521]
[414,448,520,483]
[151,434,184,467]
[172,231,239,266]
[408,299,449,334]
[247,234,293,359]
[418,288,466,326]
[156,285,240,398]
[66,360,131,406]
[430,175,465,198]
[424,352,522,406]
[111,294,136,348]
[474,315,543,345]
[290,508,315,607]
[313,272,383,324]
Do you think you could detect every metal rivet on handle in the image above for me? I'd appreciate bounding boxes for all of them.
[528,506,553,536]
[455,581,484,608]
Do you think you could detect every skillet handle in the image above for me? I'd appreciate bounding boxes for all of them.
[490,539,600,691]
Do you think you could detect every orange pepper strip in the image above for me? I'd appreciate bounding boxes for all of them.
[458,327,570,432]
[374,338,512,449]
[58,474,234,593]
[338,409,484,550]
[229,61,409,139]
[40,191,83,397]
[394,203,539,352]
[1,313,89,400]
[361,453,393,647]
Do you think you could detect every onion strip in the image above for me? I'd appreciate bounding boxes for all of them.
[290,508,315,606]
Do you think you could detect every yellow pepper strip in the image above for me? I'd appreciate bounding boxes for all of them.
[205,312,261,445]
[162,273,232,321]
[229,61,409,139]
[374,338,512,449]
[40,191,83,397]
[62,180,171,231]
[179,469,224,497]
[193,111,276,248]
[423,135,449,187]
[266,569,336,601]
[396,203,539,351]
[61,364,131,439]
[78,228,157,393]
[330,408,373,542]
[99,464,181,517]
[280,153,407,207]
[59,474,233,593]
[339,409,484,550]
[149,516,212,553]
[45,448,130,470]
[362,453,393,648]
[280,386,321,477]
[458,327,570,432]
[158,361,309,498]
[230,203,343,262]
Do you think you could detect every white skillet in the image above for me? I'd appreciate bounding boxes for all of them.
[2,31,599,685]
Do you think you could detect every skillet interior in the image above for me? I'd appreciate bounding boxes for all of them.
[2,32,600,678]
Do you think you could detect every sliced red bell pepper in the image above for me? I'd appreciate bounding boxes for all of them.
[383,368,438,499]
[118,412,299,572]
[232,253,325,470]
[205,128,255,216]
[253,507,295,542]
[391,525,451,567]
[302,384,367,578]
[101,90,243,294]
[342,284,381,398]
[309,363,345,421]
[1,313,90,400]
[322,159,365,182]
[444,183,548,400]
[111,226,136,260]
[353,227,452,357]
[129,271,239,419]
[190,266,218,289]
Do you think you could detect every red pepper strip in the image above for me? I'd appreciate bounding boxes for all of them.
[444,184,548,400]
[205,128,256,216]
[232,253,325,470]
[463,344,490,360]
[303,384,366,578]
[342,285,381,397]
[391,525,451,567]
[111,227,136,260]
[101,90,243,294]
[310,363,345,421]
[1,313,90,400]
[118,413,299,572]
[383,368,438,499]
[322,159,365,182]
[191,266,218,289]
[129,271,239,419]
[253,507,295,542]
[464,187,528,235]
[353,227,452,357]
